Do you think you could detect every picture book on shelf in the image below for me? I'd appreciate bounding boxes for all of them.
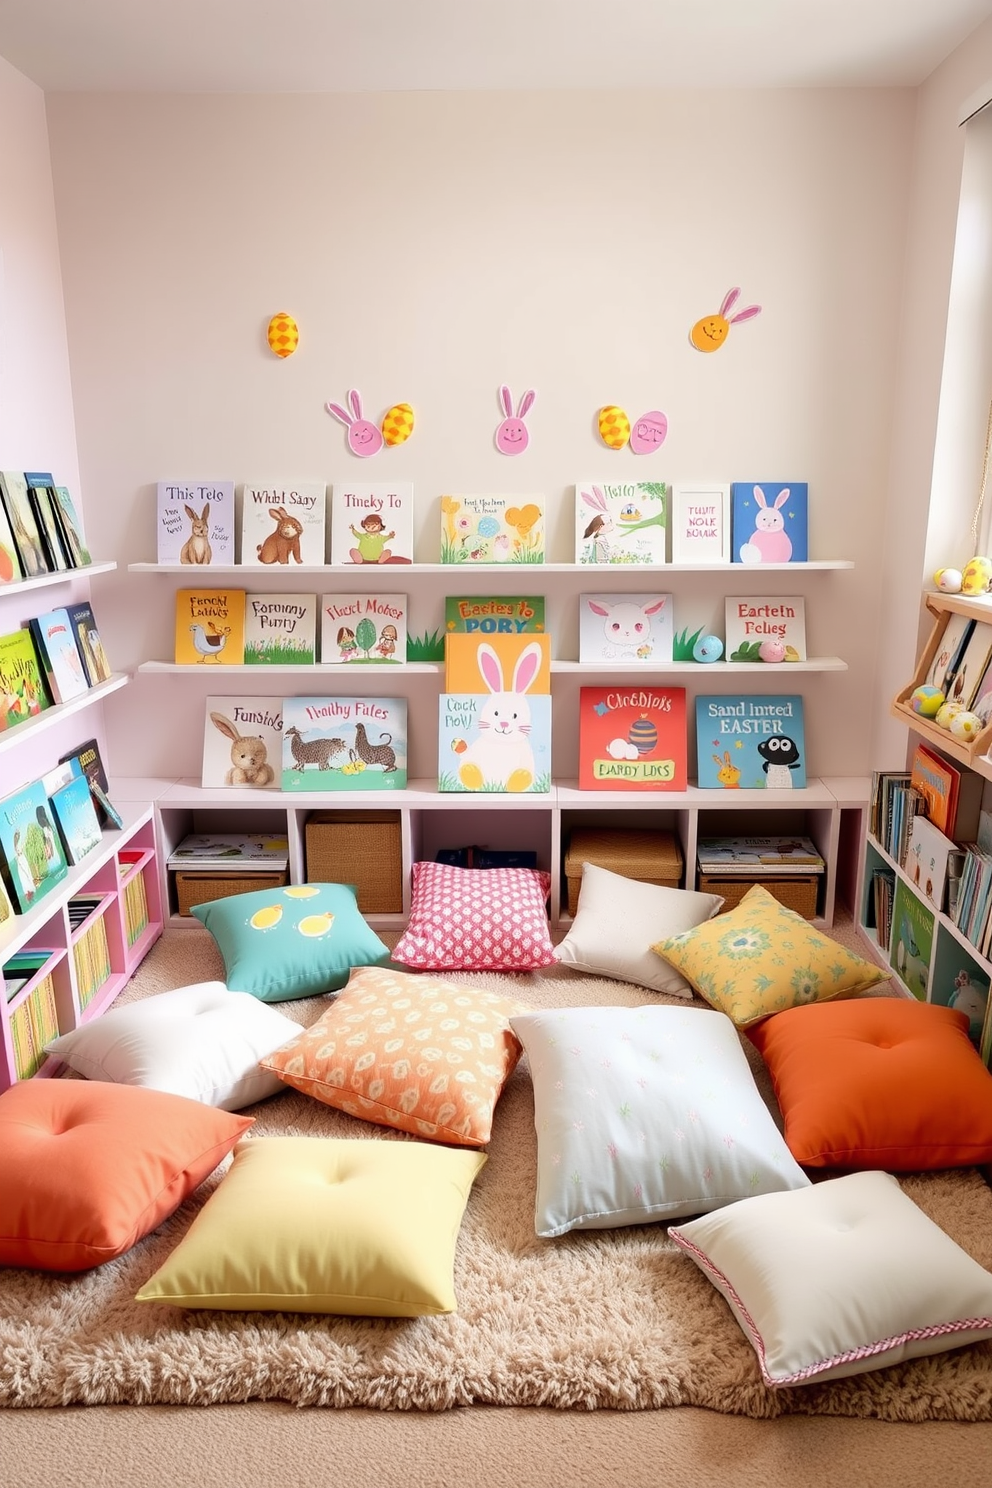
[0,779,69,912]
[0,470,48,577]
[578,685,687,791]
[969,656,992,728]
[943,620,992,709]
[730,483,809,564]
[440,494,544,564]
[174,589,246,665]
[330,483,414,565]
[904,814,958,913]
[156,480,235,565]
[909,740,985,841]
[670,485,731,565]
[202,696,283,791]
[50,485,91,567]
[444,595,546,635]
[60,737,108,796]
[0,628,50,729]
[724,597,807,662]
[244,593,316,664]
[695,695,806,789]
[696,835,824,874]
[889,876,934,1001]
[320,594,407,664]
[48,773,103,865]
[926,611,974,693]
[574,482,668,565]
[930,963,990,1048]
[444,632,552,696]
[239,481,327,566]
[27,607,90,704]
[64,601,113,684]
[438,691,552,793]
[578,593,674,664]
[0,491,23,584]
[281,696,407,792]
[23,472,70,571]
[167,831,289,872]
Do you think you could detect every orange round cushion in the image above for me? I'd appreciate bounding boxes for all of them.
[748,997,992,1170]
[0,1078,252,1271]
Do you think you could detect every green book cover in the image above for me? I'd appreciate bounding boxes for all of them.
[889,878,934,1001]
[443,595,546,636]
[0,628,52,728]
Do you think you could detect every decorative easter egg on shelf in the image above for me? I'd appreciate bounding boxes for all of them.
[961,555,992,595]
[758,638,786,664]
[597,405,631,449]
[381,402,415,446]
[949,710,983,742]
[693,634,724,663]
[266,312,299,358]
[628,410,669,455]
[910,685,944,717]
[935,700,963,730]
[934,567,963,593]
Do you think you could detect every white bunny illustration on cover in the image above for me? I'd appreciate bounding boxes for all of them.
[738,486,793,565]
[454,640,544,792]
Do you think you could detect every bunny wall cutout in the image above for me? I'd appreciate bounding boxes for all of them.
[325,389,415,457]
[690,286,762,353]
[495,386,535,455]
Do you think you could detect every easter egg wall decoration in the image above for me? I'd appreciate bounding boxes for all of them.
[690,287,762,353]
[267,312,299,358]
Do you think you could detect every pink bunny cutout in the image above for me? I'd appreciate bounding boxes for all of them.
[738,487,793,565]
[326,389,384,458]
[495,386,535,455]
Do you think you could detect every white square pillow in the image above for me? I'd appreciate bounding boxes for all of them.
[670,1170,992,1387]
[45,981,301,1111]
[509,1004,809,1238]
[555,864,724,996]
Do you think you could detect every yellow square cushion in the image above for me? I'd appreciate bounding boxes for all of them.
[135,1136,485,1316]
[651,883,886,1028]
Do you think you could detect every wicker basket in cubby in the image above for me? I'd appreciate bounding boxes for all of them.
[698,874,820,920]
[175,870,288,916]
[563,827,683,917]
[304,810,403,915]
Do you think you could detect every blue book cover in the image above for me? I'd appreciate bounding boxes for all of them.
[695,694,807,790]
[28,606,91,702]
[730,483,809,564]
[0,779,69,911]
[281,696,407,791]
[48,773,103,865]
[438,692,552,793]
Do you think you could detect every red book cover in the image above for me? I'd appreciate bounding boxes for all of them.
[909,741,957,834]
[578,685,687,791]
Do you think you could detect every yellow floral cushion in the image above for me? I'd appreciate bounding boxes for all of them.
[651,884,887,1027]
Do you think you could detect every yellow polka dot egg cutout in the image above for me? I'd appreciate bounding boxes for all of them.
[267,312,299,358]
[598,405,631,449]
[381,402,415,446]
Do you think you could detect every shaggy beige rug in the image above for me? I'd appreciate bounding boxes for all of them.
[3,925,992,1419]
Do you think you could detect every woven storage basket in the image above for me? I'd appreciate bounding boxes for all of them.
[698,874,820,920]
[564,827,683,917]
[175,870,288,916]
[304,810,403,915]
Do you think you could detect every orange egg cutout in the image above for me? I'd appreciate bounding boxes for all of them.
[690,287,761,353]
[267,312,299,358]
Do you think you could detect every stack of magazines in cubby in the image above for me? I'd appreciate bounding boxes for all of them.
[3,951,59,1079]
[70,897,111,1009]
[119,852,149,948]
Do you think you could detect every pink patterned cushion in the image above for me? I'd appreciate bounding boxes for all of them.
[391,861,555,971]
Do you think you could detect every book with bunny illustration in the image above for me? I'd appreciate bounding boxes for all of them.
[444,632,552,695]
[577,685,687,791]
[329,483,414,566]
[202,697,283,791]
[27,607,91,704]
[578,593,674,665]
[438,634,552,794]
[156,480,235,565]
[320,594,407,664]
[239,481,327,566]
[174,589,246,665]
[695,694,807,789]
[724,596,807,661]
[574,482,668,565]
[440,495,544,564]
[281,696,407,792]
[244,593,317,664]
[730,483,808,564]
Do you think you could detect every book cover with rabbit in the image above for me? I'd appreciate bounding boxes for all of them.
[444,632,551,694]
[730,483,808,564]
[329,483,414,565]
[175,589,246,665]
[440,495,544,564]
[244,593,317,664]
[578,686,686,791]
[320,593,407,664]
[239,481,327,566]
[695,695,807,789]
[281,696,407,792]
[578,593,674,665]
[438,693,552,794]
[156,480,235,564]
[202,697,283,790]
[574,482,668,565]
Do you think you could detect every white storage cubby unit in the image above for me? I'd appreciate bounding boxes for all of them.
[122,558,866,930]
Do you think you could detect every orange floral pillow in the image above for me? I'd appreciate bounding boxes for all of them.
[261,965,529,1146]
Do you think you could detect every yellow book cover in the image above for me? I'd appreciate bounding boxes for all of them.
[444,631,551,695]
[174,588,246,665]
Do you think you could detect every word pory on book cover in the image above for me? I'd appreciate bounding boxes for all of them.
[444,595,546,636]
[156,481,235,565]
[578,686,687,791]
[695,694,806,789]
[320,594,407,664]
[281,696,407,792]
[330,483,414,565]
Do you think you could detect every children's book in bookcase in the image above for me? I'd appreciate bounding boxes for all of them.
[64,601,113,684]
[174,589,246,665]
[724,597,807,662]
[925,611,974,693]
[202,697,283,791]
[244,594,316,664]
[578,593,674,664]
[330,483,414,566]
[0,470,48,577]
[695,695,806,789]
[943,620,992,709]
[670,484,731,565]
[0,495,22,585]
[0,779,69,912]
[574,482,667,565]
[49,485,91,567]
[156,480,235,565]
[440,495,544,564]
[730,483,809,564]
[320,594,407,664]
[239,482,327,566]
[48,772,103,865]
[23,472,71,570]
[908,741,985,841]
[58,738,115,825]
[889,876,933,1001]
[281,697,407,792]
[27,607,90,704]
[439,633,551,794]
[444,631,552,695]
[578,685,687,791]
[904,814,958,913]
[444,595,546,636]
[0,628,50,729]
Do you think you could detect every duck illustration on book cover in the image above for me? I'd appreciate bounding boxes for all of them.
[281,697,407,791]
[578,686,687,790]
[695,695,806,789]
[174,590,246,664]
